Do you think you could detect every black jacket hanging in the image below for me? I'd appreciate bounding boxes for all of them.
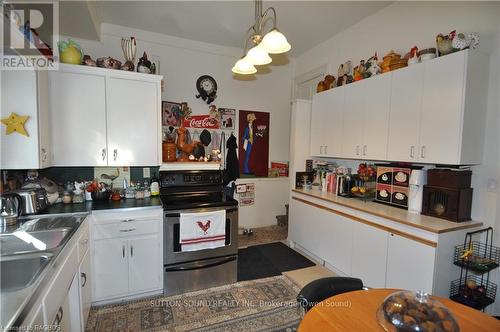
[225,133,239,183]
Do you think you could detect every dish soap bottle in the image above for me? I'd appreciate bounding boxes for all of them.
[150,173,160,196]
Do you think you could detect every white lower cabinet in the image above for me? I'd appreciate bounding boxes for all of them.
[386,233,436,293]
[351,222,388,288]
[79,250,92,330]
[91,208,163,303]
[290,196,439,293]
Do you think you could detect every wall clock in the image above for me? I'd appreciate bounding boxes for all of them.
[195,75,217,104]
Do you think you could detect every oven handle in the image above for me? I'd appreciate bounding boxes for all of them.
[164,256,236,272]
[165,207,237,217]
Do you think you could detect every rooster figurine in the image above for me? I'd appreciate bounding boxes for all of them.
[176,127,202,162]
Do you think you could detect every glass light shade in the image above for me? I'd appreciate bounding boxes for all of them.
[232,57,257,75]
[261,29,291,54]
[245,45,272,65]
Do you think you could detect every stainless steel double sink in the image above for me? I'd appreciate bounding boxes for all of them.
[0,216,82,292]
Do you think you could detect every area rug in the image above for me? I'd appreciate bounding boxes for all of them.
[85,275,301,332]
[238,242,316,282]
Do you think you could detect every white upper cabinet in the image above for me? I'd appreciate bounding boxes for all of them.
[388,64,424,162]
[342,80,365,159]
[107,78,160,166]
[49,64,162,167]
[362,74,391,160]
[309,50,489,165]
[1,70,51,169]
[50,71,108,166]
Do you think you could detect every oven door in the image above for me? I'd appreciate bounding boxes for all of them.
[163,206,238,265]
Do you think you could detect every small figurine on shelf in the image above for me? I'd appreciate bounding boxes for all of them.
[137,52,152,73]
[121,37,137,71]
[365,53,381,77]
[82,55,96,66]
[316,75,336,93]
[452,32,480,50]
[436,30,457,56]
[407,46,420,66]
[96,56,121,69]
[336,61,353,86]
[353,60,366,81]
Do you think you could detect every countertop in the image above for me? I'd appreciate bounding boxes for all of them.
[39,196,163,215]
[292,188,483,234]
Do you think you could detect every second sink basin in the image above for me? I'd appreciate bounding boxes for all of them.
[0,228,72,256]
[0,253,53,291]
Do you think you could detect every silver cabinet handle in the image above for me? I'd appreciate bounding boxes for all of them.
[41,148,48,162]
[356,145,360,156]
[363,145,367,156]
[120,228,136,232]
[121,219,135,223]
[113,149,118,161]
[53,306,63,326]
[421,146,426,158]
[81,272,87,287]
[101,148,107,161]
[122,245,125,258]
[130,245,134,257]
[410,146,415,158]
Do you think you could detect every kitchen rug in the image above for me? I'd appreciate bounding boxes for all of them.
[85,275,300,332]
[238,242,315,282]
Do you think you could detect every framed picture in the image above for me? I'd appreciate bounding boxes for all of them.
[220,108,236,130]
[162,101,182,127]
[239,110,270,177]
[236,184,247,194]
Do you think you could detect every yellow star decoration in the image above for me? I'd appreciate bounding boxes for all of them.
[1,112,29,137]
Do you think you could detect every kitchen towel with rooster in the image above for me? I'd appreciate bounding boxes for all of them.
[180,210,226,252]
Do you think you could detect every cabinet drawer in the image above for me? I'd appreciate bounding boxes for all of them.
[43,245,78,324]
[92,208,162,225]
[93,220,160,240]
[77,224,90,262]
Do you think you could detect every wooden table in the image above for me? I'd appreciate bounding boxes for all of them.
[298,289,500,332]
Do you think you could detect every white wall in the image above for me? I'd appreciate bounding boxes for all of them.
[294,1,500,314]
[64,23,292,228]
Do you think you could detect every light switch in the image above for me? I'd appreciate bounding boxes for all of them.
[143,168,150,178]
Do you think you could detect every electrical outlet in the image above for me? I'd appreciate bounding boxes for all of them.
[143,168,150,178]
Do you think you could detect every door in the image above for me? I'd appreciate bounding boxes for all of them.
[310,91,329,156]
[128,235,162,293]
[93,238,129,300]
[420,51,466,164]
[324,87,344,157]
[106,78,159,166]
[50,71,107,166]
[351,222,388,288]
[362,73,391,160]
[79,250,92,329]
[342,81,365,159]
[386,233,435,293]
[388,64,424,162]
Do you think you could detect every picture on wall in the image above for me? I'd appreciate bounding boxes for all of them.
[238,110,269,177]
[220,108,235,130]
[162,101,182,127]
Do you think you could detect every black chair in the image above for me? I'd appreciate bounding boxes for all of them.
[296,277,364,314]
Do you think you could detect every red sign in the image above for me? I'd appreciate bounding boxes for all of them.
[183,115,220,129]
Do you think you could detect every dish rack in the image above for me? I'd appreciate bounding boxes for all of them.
[449,227,499,310]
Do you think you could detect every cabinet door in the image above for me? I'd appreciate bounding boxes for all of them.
[79,250,92,330]
[106,78,159,166]
[1,70,41,169]
[386,233,435,293]
[351,222,388,288]
[362,74,391,160]
[93,238,129,300]
[50,71,107,166]
[68,272,82,332]
[342,81,365,159]
[128,235,162,293]
[321,210,353,275]
[420,51,466,164]
[388,64,424,162]
[310,91,329,156]
[324,87,344,157]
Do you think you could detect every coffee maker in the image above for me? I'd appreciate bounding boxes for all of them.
[408,170,427,213]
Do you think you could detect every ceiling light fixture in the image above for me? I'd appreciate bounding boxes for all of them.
[232,0,291,75]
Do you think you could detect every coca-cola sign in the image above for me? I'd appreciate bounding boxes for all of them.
[183,115,220,129]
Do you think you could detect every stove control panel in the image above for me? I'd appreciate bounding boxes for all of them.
[160,170,222,187]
